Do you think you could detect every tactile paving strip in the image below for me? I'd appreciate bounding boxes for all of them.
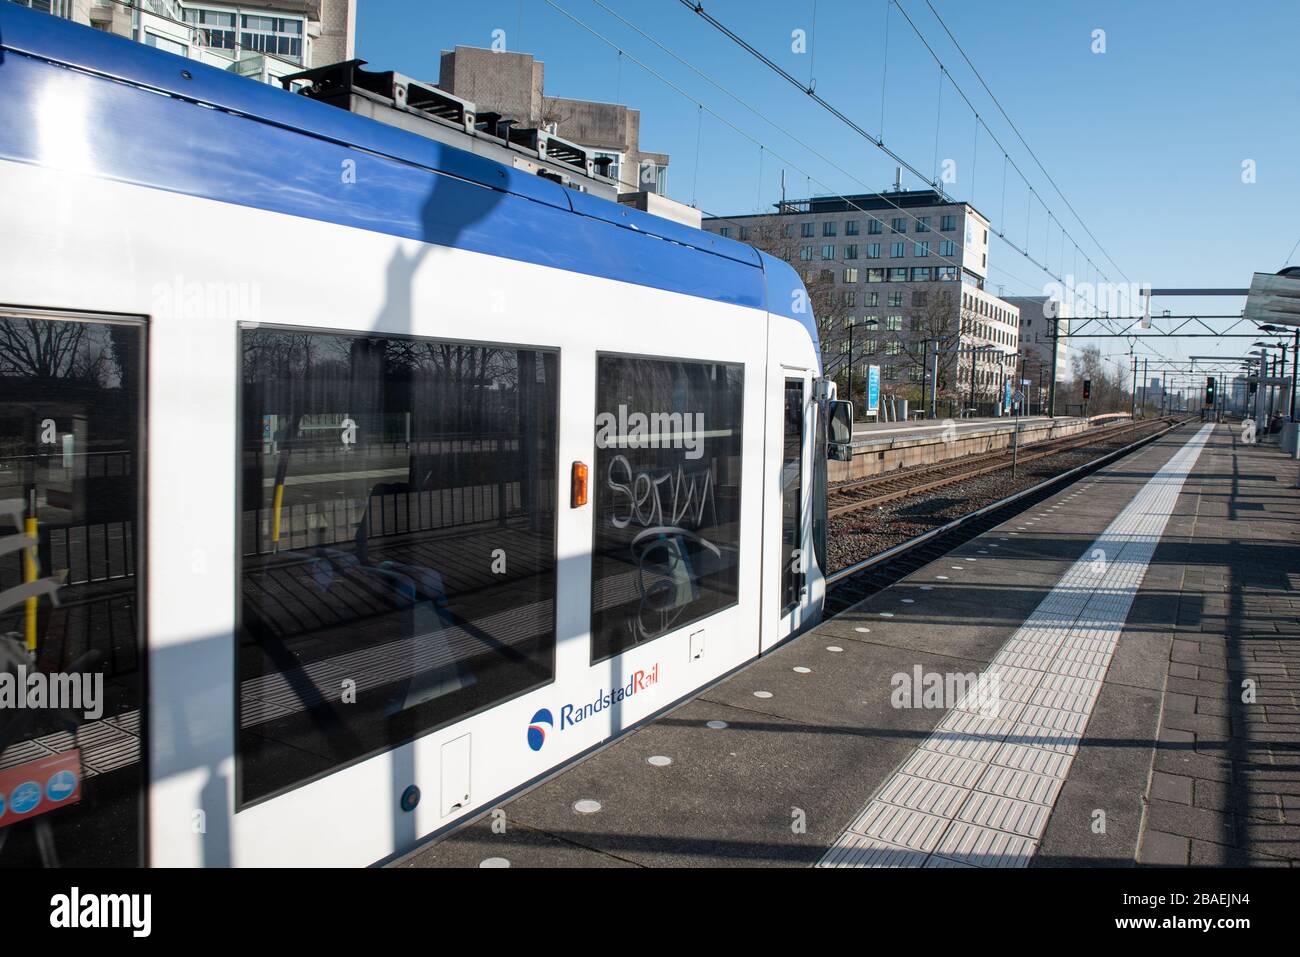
[818,424,1214,868]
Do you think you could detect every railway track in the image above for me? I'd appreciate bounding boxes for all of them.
[822,414,1192,617]
[827,416,1185,519]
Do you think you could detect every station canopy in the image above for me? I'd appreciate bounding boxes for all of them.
[1244,267,1300,328]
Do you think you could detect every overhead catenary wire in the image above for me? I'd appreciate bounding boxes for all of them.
[535,4,1080,387]
[921,0,1135,295]
[548,0,1172,366]
[807,0,818,89]
[691,102,703,207]
[902,3,1177,365]
[1282,235,1300,270]
[670,0,944,201]
[585,2,1061,320]
[569,0,1102,313]
[879,0,892,140]
[890,0,1138,315]
[552,0,1043,298]
[597,0,1177,375]
[675,0,1153,344]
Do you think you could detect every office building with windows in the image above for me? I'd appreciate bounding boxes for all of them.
[8,0,352,85]
[1005,294,1071,387]
[703,189,1021,409]
[1231,375,1250,414]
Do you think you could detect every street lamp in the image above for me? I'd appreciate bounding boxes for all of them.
[967,344,999,416]
[1252,340,1289,424]
[1266,325,1300,420]
[846,316,879,404]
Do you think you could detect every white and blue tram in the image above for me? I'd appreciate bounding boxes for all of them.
[0,4,849,867]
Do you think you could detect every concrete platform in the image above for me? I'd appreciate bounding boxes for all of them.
[397,424,1299,868]
[832,413,1135,482]
[853,415,1060,436]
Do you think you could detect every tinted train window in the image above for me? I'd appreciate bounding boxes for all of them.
[591,355,744,663]
[781,379,805,612]
[238,329,558,805]
[0,311,144,867]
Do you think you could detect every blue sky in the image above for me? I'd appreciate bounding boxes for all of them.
[357,0,1300,385]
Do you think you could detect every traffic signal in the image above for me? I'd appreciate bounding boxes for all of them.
[1205,376,1216,407]
[1082,379,1091,401]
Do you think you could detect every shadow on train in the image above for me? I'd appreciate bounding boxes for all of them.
[380,169,498,860]
[231,168,518,863]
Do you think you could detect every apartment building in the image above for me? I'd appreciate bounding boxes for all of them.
[703,189,1021,410]
[9,0,351,86]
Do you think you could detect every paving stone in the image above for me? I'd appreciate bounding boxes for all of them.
[1149,771,1193,805]
[1221,798,1283,825]
[1158,726,1196,745]
[1188,839,1292,867]
[1138,829,1189,866]
[1145,798,1238,847]
[1160,711,1232,737]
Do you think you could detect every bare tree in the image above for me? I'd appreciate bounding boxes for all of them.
[1018,351,1055,415]
[1058,344,1131,414]
[539,96,574,133]
[0,318,110,383]
[897,288,961,407]
[738,220,840,377]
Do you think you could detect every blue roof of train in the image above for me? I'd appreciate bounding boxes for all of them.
[0,4,817,352]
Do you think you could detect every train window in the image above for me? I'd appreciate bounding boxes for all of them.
[591,355,744,663]
[237,329,558,805]
[781,379,805,612]
[0,309,145,867]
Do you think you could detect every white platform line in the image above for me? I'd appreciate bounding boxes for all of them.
[819,423,1214,868]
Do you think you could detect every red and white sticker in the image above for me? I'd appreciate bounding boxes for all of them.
[0,749,82,826]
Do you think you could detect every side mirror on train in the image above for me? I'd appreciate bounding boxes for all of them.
[828,400,853,461]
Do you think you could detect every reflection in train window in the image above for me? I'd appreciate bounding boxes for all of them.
[237,329,558,805]
[0,311,144,867]
[591,355,744,663]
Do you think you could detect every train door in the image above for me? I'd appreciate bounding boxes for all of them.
[224,326,562,864]
[761,364,815,652]
[0,307,147,868]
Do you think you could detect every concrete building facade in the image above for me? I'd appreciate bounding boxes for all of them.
[437,46,670,198]
[1005,294,1072,414]
[309,0,352,67]
[1231,375,1250,414]
[703,189,1022,412]
[1006,295,1070,381]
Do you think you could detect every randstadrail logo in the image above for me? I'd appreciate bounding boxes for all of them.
[526,665,662,751]
[526,709,554,752]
